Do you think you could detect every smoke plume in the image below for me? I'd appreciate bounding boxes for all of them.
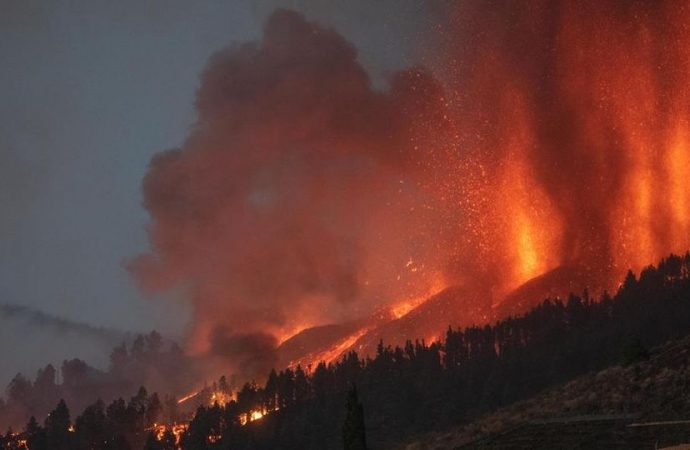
[133,3,690,368]
[130,9,454,359]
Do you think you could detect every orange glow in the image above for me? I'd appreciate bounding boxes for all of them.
[288,326,370,369]
[177,391,200,404]
[209,390,233,407]
[152,422,188,445]
[310,327,369,364]
[490,89,563,293]
[515,210,539,280]
[437,1,690,303]
[239,408,271,425]
[666,123,690,249]
[136,4,690,380]
[389,274,447,319]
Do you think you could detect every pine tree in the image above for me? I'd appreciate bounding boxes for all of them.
[25,416,47,450]
[342,385,367,450]
[146,393,163,428]
[160,429,176,450]
[44,399,72,450]
[143,431,163,450]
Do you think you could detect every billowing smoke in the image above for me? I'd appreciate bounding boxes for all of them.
[208,329,278,379]
[133,3,690,371]
[130,9,454,364]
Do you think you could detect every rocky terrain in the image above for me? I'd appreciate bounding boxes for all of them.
[404,333,690,449]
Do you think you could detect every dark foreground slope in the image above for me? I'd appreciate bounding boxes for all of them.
[7,253,690,450]
[407,333,690,449]
[175,253,690,449]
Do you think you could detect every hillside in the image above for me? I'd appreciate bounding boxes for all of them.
[406,333,690,449]
[279,264,602,370]
[6,253,690,450]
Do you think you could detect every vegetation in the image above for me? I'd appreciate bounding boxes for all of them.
[414,329,690,448]
[4,253,690,449]
[342,385,367,450]
[0,330,193,432]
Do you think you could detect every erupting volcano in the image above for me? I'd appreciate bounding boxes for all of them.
[130,2,690,378]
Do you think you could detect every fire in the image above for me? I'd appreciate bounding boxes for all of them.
[239,409,269,425]
[177,388,235,408]
[491,94,563,293]
[389,274,447,319]
[296,327,371,368]
[151,403,275,446]
[666,124,690,236]
[133,4,690,382]
[437,1,690,301]
[209,390,233,406]
[390,302,418,320]
[177,391,200,405]
[152,422,188,443]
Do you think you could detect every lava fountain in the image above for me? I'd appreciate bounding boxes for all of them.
[131,3,690,375]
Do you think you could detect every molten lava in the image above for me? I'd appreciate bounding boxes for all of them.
[133,4,690,380]
[436,1,690,300]
[389,274,447,320]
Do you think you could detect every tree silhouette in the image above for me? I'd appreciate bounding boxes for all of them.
[8,252,690,449]
[622,336,650,366]
[44,399,71,450]
[143,431,163,450]
[25,416,46,450]
[342,385,367,450]
[74,399,106,450]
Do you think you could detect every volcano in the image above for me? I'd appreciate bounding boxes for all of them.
[131,4,690,381]
[492,265,610,319]
[278,264,613,368]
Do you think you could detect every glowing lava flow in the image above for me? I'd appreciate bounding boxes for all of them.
[131,4,690,396]
[287,327,371,370]
[177,391,200,405]
[389,275,448,320]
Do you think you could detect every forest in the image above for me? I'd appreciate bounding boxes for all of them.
[3,253,690,449]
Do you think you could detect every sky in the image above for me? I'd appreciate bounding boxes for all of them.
[0,1,433,386]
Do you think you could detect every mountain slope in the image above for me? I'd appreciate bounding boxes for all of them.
[405,333,690,449]
[278,264,605,368]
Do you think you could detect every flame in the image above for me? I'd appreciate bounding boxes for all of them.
[177,391,200,404]
[491,89,563,292]
[152,422,188,445]
[239,409,270,425]
[209,390,233,407]
[151,405,275,446]
[664,122,690,257]
[436,1,690,300]
[288,326,370,369]
[389,274,447,319]
[136,3,690,382]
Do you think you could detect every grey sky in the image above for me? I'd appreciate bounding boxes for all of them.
[0,1,432,385]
